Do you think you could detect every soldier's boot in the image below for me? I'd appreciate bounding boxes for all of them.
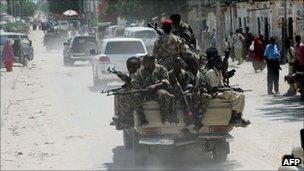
[136,109,148,126]
[229,111,250,127]
[160,110,170,126]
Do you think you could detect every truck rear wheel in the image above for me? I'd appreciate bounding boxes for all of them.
[132,129,148,165]
[212,140,229,162]
[22,56,28,67]
[123,128,133,149]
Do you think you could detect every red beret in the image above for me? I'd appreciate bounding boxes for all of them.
[161,19,172,27]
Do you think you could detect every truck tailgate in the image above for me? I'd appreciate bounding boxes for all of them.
[134,99,232,134]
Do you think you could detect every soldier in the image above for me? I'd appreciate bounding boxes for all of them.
[204,47,250,127]
[153,19,198,71]
[168,57,193,125]
[132,54,177,126]
[170,13,197,49]
[111,57,141,129]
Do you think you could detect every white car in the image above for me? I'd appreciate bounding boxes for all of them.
[124,26,157,54]
[92,38,148,86]
[58,20,68,30]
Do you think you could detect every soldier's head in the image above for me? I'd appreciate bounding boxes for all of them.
[173,57,186,73]
[126,57,141,74]
[211,55,222,70]
[206,47,222,69]
[295,35,301,44]
[143,54,155,71]
[161,19,173,34]
[170,14,181,26]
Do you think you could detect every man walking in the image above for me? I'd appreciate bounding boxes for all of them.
[264,37,281,95]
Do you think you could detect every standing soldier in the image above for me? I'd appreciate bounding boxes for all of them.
[132,55,177,126]
[153,19,198,71]
[170,14,197,50]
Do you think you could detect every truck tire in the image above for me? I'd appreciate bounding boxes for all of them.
[212,140,229,162]
[22,56,28,67]
[132,129,147,165]
[123,128,133,149]
[63,57,69,66]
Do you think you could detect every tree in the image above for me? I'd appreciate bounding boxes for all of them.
[0,2,7,13]
[100,0,189,22]
[7,0,37,17]
[37,0,49,14]
[48,0,80,14]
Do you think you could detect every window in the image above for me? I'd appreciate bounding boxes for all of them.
[238,17,242,29]
[105,41,146,54]
[135,30,157,39]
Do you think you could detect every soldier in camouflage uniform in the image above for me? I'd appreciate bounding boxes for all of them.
[153,19,198,71]
[112,57,141,129]
[168,57,194,125]
[132,54,177,126]
[170,13,197,49]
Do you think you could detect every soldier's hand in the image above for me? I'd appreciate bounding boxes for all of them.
[233,87,244,93]
[147,85,156,92]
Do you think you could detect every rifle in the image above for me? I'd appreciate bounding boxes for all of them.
[100,87,124,95]
[171,74,192,116]
[147,22,164,36]
[221,48,235,86]
[107,67,132,87]
[109,89,148,96]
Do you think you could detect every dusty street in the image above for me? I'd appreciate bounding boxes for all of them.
[1,30,303,170]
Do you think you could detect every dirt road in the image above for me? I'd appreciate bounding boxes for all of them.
[1,30,303,170]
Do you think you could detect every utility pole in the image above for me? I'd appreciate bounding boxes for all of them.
[198,0,202,47]
[283,0,287,63]
[215,0,221,52]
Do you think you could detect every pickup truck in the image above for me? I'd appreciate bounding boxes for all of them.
[120,98,234,165]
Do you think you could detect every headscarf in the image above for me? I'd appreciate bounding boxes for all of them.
[252,36,264,61]
[2,39,15,62]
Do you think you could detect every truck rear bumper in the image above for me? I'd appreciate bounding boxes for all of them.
[138,133,233,146]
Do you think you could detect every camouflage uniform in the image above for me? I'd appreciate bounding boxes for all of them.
[172,22,197,48]
[113,74,135,129]
[153,33,198,70]
[194,66,212,128]
[132,64,175,122]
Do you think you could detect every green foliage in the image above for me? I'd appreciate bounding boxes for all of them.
[2,21,30,33]
[103,0,189,21]
[6,0,37,17]
[48,0,80,14]
[0,2,7,13]
[37,0,49,13]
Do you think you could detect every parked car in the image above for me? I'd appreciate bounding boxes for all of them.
[124,26,157,54]
[104,25,125,38]
[58,20,68,30]
[91,38,148,86]
[0,31,34,66]
[62,36,98,66]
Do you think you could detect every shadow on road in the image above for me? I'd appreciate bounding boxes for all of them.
[102,146,242,170]
[258,95,304,122]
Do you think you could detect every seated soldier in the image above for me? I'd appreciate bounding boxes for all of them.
[168,57,192,124]
[204,48,250,127]
[132,54,177,126]
[111,57,141,129]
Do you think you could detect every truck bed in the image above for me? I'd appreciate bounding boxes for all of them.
[134,98,233,135]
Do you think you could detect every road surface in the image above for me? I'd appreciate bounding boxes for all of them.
[1,30,303,170]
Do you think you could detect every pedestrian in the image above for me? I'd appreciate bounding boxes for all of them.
[2,39,15,72]
[226,31,235,61]
[284,39,297,96]
[201,26,211,52]
[294,35,304,72]
[244,27,254,59]
[233,29,245,65]
[210,28,216,47]
[264,37,281,95]
[249,36,266,73]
